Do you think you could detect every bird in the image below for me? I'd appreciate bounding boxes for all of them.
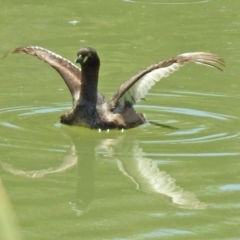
[7,46,225,130]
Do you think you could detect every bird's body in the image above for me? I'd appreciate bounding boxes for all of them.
[8,46,225,129]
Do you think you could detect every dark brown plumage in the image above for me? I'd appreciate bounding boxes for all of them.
[7,46,225,129]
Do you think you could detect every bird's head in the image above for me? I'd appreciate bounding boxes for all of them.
[75,47,100,68]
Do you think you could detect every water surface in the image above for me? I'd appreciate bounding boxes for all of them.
[1,0,240,239]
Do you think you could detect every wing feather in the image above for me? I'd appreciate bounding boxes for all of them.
[6,46,81,106]
[109,52,225,111]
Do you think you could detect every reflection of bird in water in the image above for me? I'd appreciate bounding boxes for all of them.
[5,46,224,129]
[0,137,206,212]
[99,140,207,209]
[0,144,78,178]
[116,145,207,209]
[97,138,207,210]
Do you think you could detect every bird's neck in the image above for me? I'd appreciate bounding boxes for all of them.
[79,66,99,105]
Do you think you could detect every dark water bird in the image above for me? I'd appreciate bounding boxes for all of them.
[7,46,224,130]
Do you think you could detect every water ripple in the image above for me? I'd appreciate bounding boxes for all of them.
[0,97,238,148]
[137,89,239,145]
[123,0,210,5]
[143,105,234,120]
[219,184,240,191]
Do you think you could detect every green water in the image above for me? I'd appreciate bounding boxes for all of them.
[1,0,240,239]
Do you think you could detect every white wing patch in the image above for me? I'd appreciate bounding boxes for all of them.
[116,51,224,108]
[120,62,181,105]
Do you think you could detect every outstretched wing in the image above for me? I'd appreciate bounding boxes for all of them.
[109,52,225,112]
[7,46,82,106]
